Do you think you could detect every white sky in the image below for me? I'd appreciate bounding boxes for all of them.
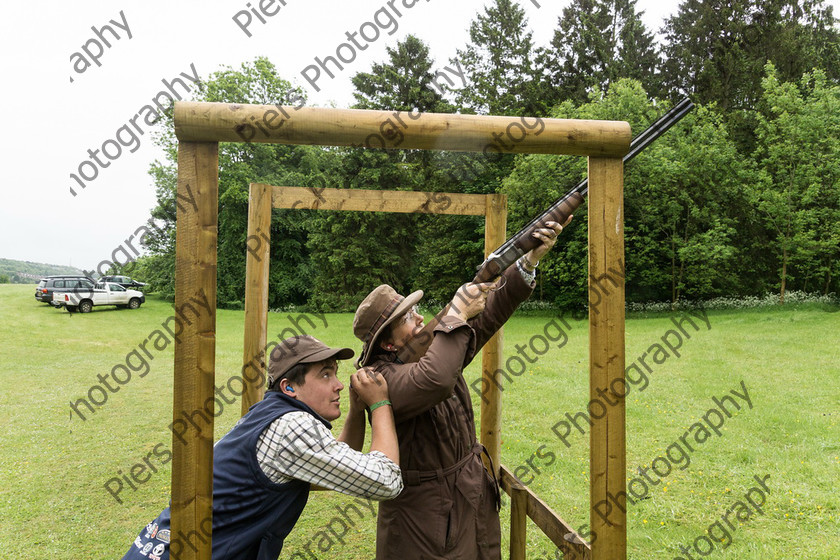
[1,0,836,272]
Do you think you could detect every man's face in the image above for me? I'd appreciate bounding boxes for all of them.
[384,305,425,350]
[291,359,344,421]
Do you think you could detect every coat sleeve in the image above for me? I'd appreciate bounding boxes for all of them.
[466,263,535,360]
[376,315,476,422]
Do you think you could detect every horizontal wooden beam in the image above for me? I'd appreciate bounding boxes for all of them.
[500,464,592,560]
[265,184,489,216]
[175,102,631,157]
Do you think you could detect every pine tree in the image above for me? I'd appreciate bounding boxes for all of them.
[660,0,840,111]
[308,36,457,310]
[537,0,662,107]
[453,0,542,116]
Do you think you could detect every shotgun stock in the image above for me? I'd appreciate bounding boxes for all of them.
[397,99,694,363]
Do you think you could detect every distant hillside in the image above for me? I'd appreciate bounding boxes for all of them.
[0,259,85,284]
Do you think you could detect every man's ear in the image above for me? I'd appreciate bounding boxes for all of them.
[280,379,297,398]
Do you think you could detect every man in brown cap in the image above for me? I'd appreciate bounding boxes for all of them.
[353,219,570,559]
[123,335,402,560]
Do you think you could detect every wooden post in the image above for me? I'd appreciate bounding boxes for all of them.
[587,157,626,560]
[510,483,528,560]
[172,141,219,560]
[242,183,272,415]
[481,193,507,473]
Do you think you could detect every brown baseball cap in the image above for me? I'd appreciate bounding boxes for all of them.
[267,335,354,386]
[353,284,423,367]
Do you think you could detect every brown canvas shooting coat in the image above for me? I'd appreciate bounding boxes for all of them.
[371,266,534,559]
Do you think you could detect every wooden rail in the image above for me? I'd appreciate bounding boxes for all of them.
[174,102,630,157]
[501,465,592,560]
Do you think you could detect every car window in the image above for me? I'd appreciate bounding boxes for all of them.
[38,280,46,288]
[110,284,127,292]
[53,280,65,288]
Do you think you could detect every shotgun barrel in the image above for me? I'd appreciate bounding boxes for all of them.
[396,100,694,364]
[472,98,694,283]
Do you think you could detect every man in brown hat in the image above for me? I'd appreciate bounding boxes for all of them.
[353,219,570,559]
[123,335,402,560]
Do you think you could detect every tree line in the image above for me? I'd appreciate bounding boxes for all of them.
[130,0,840,311]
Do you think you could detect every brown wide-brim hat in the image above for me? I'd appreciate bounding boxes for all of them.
[267,335,354,386]
[353,285,423,368]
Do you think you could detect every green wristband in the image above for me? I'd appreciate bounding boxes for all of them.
[369,400,392,412]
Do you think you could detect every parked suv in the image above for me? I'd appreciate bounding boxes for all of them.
[99,275,147,289]
[53,281,145,313]
[34,275,95,304]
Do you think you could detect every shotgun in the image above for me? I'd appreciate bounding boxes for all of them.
[396,99,694,363]
[473,97,694,283]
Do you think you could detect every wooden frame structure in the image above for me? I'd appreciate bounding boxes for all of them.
[172,101,629,560]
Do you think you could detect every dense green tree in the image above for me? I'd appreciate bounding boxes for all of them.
[503,81,755,307]
[142,57,319,307]
[453,0,543,116]
[660,0,839,122]
[537,0,662,106]
[352,35,455,114]
[308,36,458,310]
[753,64,840,301]
[129,19,840,311]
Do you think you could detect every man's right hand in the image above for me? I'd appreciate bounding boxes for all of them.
[350,368,389,407]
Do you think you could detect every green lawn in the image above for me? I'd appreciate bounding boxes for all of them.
[0,284,837,559]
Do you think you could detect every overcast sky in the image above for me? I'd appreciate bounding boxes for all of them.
[2,0,836,273]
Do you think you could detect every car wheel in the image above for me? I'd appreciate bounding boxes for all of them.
[128,298,141,309]
[79,300,93,313]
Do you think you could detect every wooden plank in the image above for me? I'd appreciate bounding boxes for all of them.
[587,157,626,560]
[268,185,488,216]
[500,465,592,560]
[172,141,219,560]
[242,183,272,415]
[480,194,507,474]
[510,482,528,560]
[174,102,631,157]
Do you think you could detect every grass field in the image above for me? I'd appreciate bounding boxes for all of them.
[0,283,837,559]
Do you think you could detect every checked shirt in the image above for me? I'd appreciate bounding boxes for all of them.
[257,411,403,499]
